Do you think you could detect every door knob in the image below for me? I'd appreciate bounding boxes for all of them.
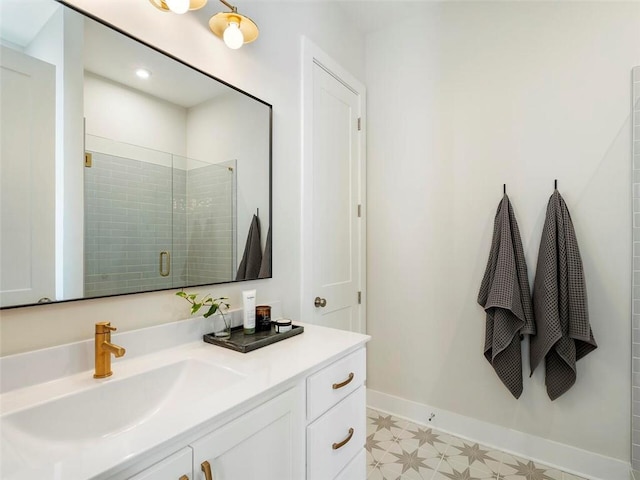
[314,297,327,308]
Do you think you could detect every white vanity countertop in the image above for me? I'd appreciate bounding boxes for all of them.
[0,322,370,480]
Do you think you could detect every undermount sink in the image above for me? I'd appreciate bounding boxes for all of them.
[1,359,245,443]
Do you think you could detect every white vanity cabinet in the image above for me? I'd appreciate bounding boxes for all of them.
[122,347,367,480]
[191,386,304,480]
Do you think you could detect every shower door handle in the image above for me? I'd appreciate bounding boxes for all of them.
[159,251,170,277]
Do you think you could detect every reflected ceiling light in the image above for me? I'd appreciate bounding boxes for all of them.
[149,0,207,14]
[209,0,259,50]
[135,68,152,79]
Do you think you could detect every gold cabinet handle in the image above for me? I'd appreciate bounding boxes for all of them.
[332,427,354,450]
[332,372,354,390]
[159,251,170,277]
[201,460,213,480]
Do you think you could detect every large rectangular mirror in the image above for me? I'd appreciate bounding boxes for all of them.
[0,0,272,308]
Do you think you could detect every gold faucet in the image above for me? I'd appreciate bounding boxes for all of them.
[94,322,126,379]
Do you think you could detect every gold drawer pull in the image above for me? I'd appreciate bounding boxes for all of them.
[332,427,354,450]
[332,372,354,390]
[201,460,213,480]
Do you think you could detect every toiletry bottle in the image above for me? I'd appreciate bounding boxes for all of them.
[242,289,256,334]
[256,305,271,332]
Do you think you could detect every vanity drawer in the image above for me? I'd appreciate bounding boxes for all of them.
[307,386,366,480]
[307,347,365,421]
[335,449,366,480]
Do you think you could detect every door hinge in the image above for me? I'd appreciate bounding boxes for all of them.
[358,291,361,304]
[357,117,361,131]
[357,204,361,217]
[84,152,92,168]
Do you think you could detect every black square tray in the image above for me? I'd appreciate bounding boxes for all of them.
[203,324,304,353]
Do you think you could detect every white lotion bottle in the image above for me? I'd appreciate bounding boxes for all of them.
[242,289,256,334]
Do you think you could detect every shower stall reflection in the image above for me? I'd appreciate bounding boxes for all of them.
[84,136,236,297]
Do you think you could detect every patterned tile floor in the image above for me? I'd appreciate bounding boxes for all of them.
[366,408,587,480]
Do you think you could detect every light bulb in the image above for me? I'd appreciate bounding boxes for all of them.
[223,21,244,49]
[165,0,189,14]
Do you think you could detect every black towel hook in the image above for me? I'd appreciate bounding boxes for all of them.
[554,179,558,190]
[503,184,506,194]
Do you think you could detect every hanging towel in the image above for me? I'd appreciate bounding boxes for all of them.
[478,194,535,399]
[530,190,597,400]
[236,214,262,281]
[258,226,272,279]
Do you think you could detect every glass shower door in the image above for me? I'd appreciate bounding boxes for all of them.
[84,136,173,297]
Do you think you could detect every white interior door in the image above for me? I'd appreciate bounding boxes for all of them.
[0,46,56,306]
[302,39,366,334]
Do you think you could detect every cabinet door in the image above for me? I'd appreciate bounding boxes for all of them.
[128,447,193,480]
[191,386,304,480]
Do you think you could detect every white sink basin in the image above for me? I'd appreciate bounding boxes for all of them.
[2,359,245,443]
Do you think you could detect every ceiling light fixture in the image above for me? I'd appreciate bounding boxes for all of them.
[149,0,207,14]
[209,0,259,50]
[135,68,152,79]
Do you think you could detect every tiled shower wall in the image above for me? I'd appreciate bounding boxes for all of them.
[85,154,234,297]
[84,153,173,297]
[633,65,640,471]
[176,162,235,286]
[172,168,188,287]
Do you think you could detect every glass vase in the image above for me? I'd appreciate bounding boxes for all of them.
[212,312,231,339]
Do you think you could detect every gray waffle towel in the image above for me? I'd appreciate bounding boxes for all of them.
[530,190,597,400]
[258,226,272,279]
[236,214,262,281]
[478,194,535,399]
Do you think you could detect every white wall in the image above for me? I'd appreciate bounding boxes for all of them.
[0,0,365,355]
[186,91,271,261]
[366,1,639,463]
[84,71,188,157]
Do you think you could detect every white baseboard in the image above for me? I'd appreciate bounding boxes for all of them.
[366,388,630,480]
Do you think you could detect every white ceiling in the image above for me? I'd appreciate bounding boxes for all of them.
[83,18,228,108]
[0,0,59,47]
[334,0,620,35]
[335,1,421,34]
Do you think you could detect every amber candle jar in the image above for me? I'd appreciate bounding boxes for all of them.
[255,305,272,332]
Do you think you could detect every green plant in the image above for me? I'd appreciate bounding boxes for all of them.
[176,291,230,330]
